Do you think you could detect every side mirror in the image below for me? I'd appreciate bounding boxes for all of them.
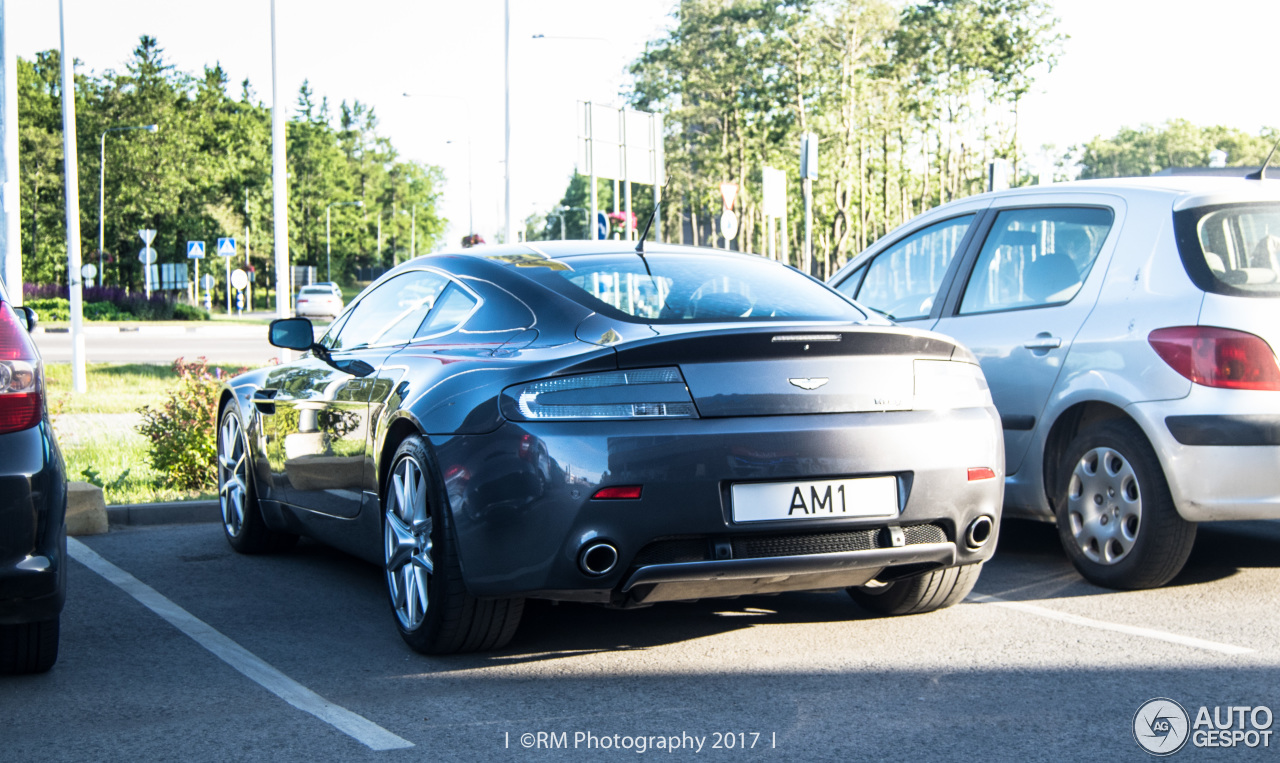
[17,306,38,333]
[269,317,315,351]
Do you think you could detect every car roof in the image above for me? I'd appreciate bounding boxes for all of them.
[955,175,1280,211]
[443,240,776,265]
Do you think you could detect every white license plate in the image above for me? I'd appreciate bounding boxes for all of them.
[731,476,898,523]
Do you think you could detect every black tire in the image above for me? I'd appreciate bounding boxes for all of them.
[848,563,983,616]
[1054,419,1196,590]
[0,617,59,674]
[383,435,523,654]
[217,404,297,555]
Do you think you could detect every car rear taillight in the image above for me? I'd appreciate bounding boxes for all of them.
[0,301,44,434]
[1149,326,1280,391]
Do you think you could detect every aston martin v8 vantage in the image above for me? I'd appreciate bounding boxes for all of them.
[217,242,1003,654]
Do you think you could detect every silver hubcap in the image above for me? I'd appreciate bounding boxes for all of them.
[385,456,433,631]
[218,413,248,537]
[1067,446,1141,565]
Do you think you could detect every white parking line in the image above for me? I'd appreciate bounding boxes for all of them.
[966,592,1253,655]
[68,538,413,751]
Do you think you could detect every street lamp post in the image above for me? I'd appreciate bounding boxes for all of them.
[99,123,158,287]
[325,200,363,282]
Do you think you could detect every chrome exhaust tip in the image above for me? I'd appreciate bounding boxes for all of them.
[579,542,619,576]
[965,516,994,550]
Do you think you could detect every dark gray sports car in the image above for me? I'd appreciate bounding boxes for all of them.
[217,242,1003,654]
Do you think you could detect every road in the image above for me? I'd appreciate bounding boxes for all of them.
[4,518,1278,761]
[31,318,329,366]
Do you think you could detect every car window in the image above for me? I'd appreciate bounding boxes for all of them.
[525,252,866,323]
[851,214,975,320]
[959,207,1113,315]
[415,283,479,338]
[1175,202,1280,297]
[328,270,450,350]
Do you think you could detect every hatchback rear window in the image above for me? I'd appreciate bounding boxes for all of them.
[1175,202,1280,298]
[526,252,866,323]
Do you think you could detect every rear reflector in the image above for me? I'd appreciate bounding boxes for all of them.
[1149,326,1280,391]
[967,467,996,482]
[592,485,643,500]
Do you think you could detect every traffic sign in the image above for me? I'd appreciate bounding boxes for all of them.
[138,229,156,245]
[596,211,608,240]
[201,274,215,289]
[720,211,740,241]
[187,241,206,259]
[217,237,237,257]
[139,247,157,265]
[231,269,248,291]
[80,263,97,281]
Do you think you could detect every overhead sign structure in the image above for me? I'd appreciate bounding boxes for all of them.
[187,241,205,259]
[217,237,237,257]
[578,103,665,243]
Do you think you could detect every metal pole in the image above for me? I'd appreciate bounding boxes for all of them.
[503,0,512,244]
[0,1,21,299]
[588,102,597,241]
[325,203,331,282]
[558,211,565,240]
[58,0,85,392]
[271,0,291,338]
[98,131,105,287]
[411,205,416,259]
[803,177,813,275]
[244,188,251,309]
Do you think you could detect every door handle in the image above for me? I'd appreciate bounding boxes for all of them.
[1023,336,1062,350]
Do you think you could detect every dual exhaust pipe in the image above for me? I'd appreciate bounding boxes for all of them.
[579,517,992,577]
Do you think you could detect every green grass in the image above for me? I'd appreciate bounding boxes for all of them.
[45,362,232,505]
[45,363,178,415]
[61,431,216,505]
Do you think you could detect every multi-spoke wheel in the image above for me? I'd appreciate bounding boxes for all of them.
[383,435,524,654]
[217,404,296,554]
[1055,419,1195,589]
[385,453,434,632]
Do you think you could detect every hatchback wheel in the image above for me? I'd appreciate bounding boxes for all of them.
[218,405,296,554]
[1055,419,1196,589]
[848,563,982,616]
[383,435,523,654]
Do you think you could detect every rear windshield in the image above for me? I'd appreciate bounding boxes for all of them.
[522,252,867,324]
[1175,202,1280,298]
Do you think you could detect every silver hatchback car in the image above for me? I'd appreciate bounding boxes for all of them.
[830,176,1280,589]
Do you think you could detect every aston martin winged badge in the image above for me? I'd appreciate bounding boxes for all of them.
[788,377,829,390]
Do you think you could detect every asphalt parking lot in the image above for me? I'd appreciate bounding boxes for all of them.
[4,517,1279,761]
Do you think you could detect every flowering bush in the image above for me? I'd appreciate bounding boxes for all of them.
[136,357,244,490]
[607,211,637,236]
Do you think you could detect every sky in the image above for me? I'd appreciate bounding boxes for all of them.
[8,0,1278,247]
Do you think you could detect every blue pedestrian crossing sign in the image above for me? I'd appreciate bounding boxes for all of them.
[217,237,237,257]
[187,241,205,259]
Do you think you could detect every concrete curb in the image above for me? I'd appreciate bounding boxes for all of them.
[107,500,220,527]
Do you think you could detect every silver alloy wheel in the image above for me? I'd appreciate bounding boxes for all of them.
[385,455,434,631]
[218,413,249,537]
[1066,445,1141,565]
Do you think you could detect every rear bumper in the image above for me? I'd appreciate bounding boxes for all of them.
[0,423,67,625]
[1130,394,1280,522]
[432,406,1003,602]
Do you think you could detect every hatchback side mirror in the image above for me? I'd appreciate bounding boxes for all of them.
[17,306,38,333]
[269,317,314,351]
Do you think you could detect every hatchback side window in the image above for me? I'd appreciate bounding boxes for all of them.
[959,207,1113,315]
[851,215,974,320]
[329,270,450,350]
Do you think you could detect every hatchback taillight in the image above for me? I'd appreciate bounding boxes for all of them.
[0,300,44,434]
[1149,326,1280,391]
